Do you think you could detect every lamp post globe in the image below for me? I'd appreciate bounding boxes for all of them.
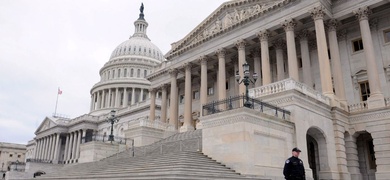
[236,62,257,108]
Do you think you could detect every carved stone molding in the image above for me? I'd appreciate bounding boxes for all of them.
[327,19,338,32]
[337,29,347,41]
[353,6,371,21]
[235,39,246,50]
[281,19,296,32]
[215,48,226,59]
[369,18,378,31]
[168,68,178,77]
[257,30,270,42]
[273,39,286,50]
[310,6,325,21]
[297,29,310,41]
[198,55,208,65]
[251,48,261,58]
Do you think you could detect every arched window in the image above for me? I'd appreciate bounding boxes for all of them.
[144,70,147,77]
[137,69,141,77]
[112,70,115,78]
[131,69,134,77]
[118,69,121,78]
[124,68,127,77]
[108,71,111,79]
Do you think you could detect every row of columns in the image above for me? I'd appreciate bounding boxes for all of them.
[147,6,385,131]
[63,129,85,163]
[90,87,149,111]
[34,133,61,162]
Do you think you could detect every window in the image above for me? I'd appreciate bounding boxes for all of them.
[128,47,131,51]
[384,29,390,43]
[179,95,185,104]
[134,46,136,51]
[207,87,214,95]
[112,70,115,78]
[193,91,200,100]
[118,69,121,78]
[226,81,229,90]
[108,71,111,79]
[17,155,21,158]
[130,69,134,77]
[352,38,364,52]
[124,69,127,77]
[298,57,302,68]
[137,69,141,77]
[144,70,147,77]
[359,81,370,101]
[9,154,13,157]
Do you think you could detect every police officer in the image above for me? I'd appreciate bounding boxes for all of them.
[283,147,305,180]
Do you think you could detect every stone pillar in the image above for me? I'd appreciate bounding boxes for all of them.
[333,121,351,180]
[310,6,334,97]
[42,137,47,160]
[67,133,73,162]
[161,85,168,123]
[327,19,347,104]
[281,19,299,81]
[149,88,156,121]
[123,88,128,107]
[252,49,261,87]
[96,91,101,110]
[169,69,179,129]
[63,134,69,163]
[53,133,60,163]
[235,39,247,96]
[47,135,53,160]
[75,130,82,161]
[35,139,40,159]
[90,94,94,111]
[345,135,362,179]
[39,138,44,159]
[101,90,105,109]
[108,89,112,107]
[115,88,120,107]
[298,29,313,86]
[199,56,208,115]
[258,30,271,85]
[216,49,227,103]
[82,130,87,143]
[273,39,286,81]
[140,89,144,102]
[181,63,194,132]
[131,88,135,105]
[72,131,77,161]
[372,130,390,179]
[354,7,385,108]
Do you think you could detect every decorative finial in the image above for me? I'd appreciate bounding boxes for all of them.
[138,3,145,20]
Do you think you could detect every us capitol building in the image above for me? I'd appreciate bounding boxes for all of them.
[11,0,390,180]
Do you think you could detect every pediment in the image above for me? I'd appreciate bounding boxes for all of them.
[166,0,293,59]
[35,117,57,134]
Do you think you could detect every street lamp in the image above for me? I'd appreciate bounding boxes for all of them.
[106,110,120,143]
[15,160,19,171]
[236,62,258,108]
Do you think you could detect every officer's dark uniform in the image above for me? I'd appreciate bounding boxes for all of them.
[283,148,305,180]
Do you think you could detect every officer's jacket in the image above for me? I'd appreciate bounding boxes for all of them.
[283,156,305,179]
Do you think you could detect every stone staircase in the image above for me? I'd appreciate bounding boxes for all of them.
[21,130,267,180]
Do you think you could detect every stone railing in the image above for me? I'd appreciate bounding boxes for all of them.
[347,101,368,112]
[249,78,331,105]
[133,137,201,157]
[128,118,173,131]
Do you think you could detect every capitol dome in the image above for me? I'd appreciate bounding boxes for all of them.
[89,3,162,116]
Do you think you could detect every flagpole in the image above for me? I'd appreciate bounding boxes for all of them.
[54,87,60,116]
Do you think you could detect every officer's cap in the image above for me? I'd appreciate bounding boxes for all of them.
[292,147,301,152]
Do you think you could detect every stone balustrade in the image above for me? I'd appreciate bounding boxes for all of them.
[386,97,390,107]
[128,118,173,131]
[347,101,368,112]
[248,78,331,105]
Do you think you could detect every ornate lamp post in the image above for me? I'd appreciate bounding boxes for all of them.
[236,62,258,108]
[106,110,120,142]
[15,160,19,171]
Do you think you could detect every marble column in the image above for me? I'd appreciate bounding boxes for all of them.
[345,135,362,179]
[140,89,144,102]
[47,135,53,160]
[354,6,385,108]
[149,88,156,121]
[216,49,227,103]
[235,39,247,96]
[169,69,179,129]
[181,63,194,132]
[63,134,69,163]
[72,131,77,161]
[75,130,82,161]
[42,137,47,160]
[161,85,168,123]
[35,139,41,159]
[115,88,120,107]
[298,29,313,86]
[67,133,73,162]
[53,133,60,163]
[39,138,44,159]
[281,19,299,81]
[82,130,87,143]
[273,39,286,81]
[101,90,105,108]
[199,56,208,115]
[327,19,347,104]
[310,6,334,97]
[258,30,271,85]
[131,88,136,105]
[96,91,101,110]
[252,49,261,87]
[123,88,128,107]
[90,94,94,111]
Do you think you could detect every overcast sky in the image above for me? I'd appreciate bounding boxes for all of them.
[0,0,227,144]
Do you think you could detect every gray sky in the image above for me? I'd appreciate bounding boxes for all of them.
[0,0,227,144]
